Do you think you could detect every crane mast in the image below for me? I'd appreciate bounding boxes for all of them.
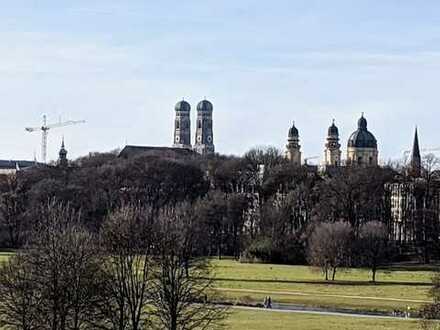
[25,115,85,163]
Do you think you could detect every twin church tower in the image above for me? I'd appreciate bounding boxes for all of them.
[173,99,215,155]
[172,100,380,167]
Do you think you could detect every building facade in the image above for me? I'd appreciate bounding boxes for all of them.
[172,99,215,155]
[285,122,301,166]
[173,100,192,149]
[346,114,378,167]
[194,100,215,155]
[324,120,342,167]
[285,114,378,168]
[389,128,440,245]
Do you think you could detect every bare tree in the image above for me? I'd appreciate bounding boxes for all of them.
[151,204,227,330]
[0,175,27,248]
[421,272,440,329]
[0,201,101,330]
[0,253,43,330]
[96,204,154,330]
[357,221,389,282]
[307,221,353,281]
[419,154,440,263]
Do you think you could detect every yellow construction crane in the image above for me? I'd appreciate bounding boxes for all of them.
[25,115,85,163]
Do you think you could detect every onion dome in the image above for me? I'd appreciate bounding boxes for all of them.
[197,99,213,112]
[348,114,377,148]
[175,100,191,112]
[328,120,339,136]
[288,122,299,138]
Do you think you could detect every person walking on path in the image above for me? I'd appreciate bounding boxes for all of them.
[267,296,272,309]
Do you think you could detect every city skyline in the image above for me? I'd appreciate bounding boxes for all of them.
[1,1,440,162]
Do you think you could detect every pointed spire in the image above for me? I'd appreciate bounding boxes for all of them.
[410,127,421,177]
[412,127,421,159]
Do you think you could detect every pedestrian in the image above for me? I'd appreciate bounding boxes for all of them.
[267,296,272,309]
[263,296,268,308]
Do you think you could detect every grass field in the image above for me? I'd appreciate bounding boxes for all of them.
[212,259,436,313]
[0,252,436,328]
[226,309,420,330]
[0,252,13,263]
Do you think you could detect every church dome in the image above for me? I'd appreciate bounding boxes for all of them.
[197,99,213,112]
[288,122,299,138]
[348,114,377,148]
[328,120,339,136]
[175,100,191,112]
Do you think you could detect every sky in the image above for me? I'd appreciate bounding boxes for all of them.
[1,0,440,164]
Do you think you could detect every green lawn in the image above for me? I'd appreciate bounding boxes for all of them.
[213,259,436,313]
[0,252,436,315]
[0,252,13,263]
[226,309,420,330]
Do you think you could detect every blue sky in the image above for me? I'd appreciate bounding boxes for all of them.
[1,0,440,163]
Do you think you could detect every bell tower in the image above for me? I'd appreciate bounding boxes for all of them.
[194,99,215,155]
[58,138,68,168]
[173,100,192,149]
[285,122,301,166]
[324,120,341,166]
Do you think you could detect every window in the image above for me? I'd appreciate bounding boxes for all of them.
[176,121,180,129]
[198,120,202,129]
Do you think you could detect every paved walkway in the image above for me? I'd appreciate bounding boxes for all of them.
[232,305,420,321]
[218,287,430,304]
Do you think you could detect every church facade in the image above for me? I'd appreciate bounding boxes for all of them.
[284,115,440,248]
[285,113,379,168]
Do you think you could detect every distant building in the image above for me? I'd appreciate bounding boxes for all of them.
[119,145,196,159]
[120,98,215,161]
[58,138,69,168]
[173,100,192,150]
[324,120,342,167]
[285,122,301,166]
[173,99,215,156]
[388,128,440,245]
[346,114,378,167]
[194,100,215,155]
[285,114,378,168]
[0,160,37,175]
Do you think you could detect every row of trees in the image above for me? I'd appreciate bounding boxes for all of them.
[0,201,226,330]
[0,146,438,265]
[308,221,389,281]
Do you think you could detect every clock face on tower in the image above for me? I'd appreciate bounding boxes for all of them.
[207,136,212,143]
[197,136,202,142]
[175,136,180,143]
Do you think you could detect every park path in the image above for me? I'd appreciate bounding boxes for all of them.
[217,287,430,304]
[232,305,420,321]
